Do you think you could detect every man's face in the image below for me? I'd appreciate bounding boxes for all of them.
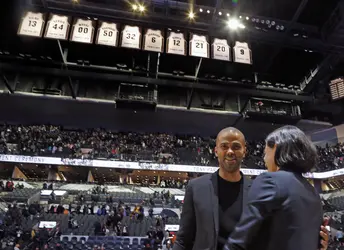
[215,130,246,173]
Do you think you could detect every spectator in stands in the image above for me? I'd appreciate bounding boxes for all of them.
[121,224,128,236]
[5,180,14,192]
[21,205,30,219]
[94,221,102,236]
[38,227,50,250]
[224,125,324,250]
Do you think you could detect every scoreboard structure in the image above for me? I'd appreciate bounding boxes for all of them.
[17,11,253,65]
[329,78,344,101]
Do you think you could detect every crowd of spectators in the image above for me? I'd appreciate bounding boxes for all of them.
[0,197,167,250]
[0,124,343,172]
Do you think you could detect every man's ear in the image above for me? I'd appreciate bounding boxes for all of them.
[214,146,218,157]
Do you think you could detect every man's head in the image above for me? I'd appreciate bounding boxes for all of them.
[215,127,246,174]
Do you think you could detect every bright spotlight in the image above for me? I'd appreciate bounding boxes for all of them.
[219,12,222,15]
[246,16,249,20]
[138,5,145,12]
[188,12,195,19]
[239,16,242,19]
[72,0,79,3]
[227,13,230,17]
[227,18,245,30]
[207,10,210,13]
[132,4,138,10]
[199,8,203,12]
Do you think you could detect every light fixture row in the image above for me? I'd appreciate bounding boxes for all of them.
[198,8,250,20]
[132,4,145,12]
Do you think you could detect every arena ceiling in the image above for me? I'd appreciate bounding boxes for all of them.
[0,0,344,125]
[1,0,342,90]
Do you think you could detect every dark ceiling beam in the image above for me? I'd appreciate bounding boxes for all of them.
[209,0,223,34]
[300,1,344,93]
[0,62,313,102]
[261,0,309,72]
[301,54,341,93]
[40,0,47,9]
[1,75,14,94]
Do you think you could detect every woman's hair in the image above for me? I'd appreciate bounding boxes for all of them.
[265,125,318,173]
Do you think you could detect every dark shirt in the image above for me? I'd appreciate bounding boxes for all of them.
[217,174,243,250]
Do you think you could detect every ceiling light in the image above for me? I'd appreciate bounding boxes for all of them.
[188,12,195,19]
[218,12,222,15]
[227,13,230,17]
[207,10,210,13]
[239,16,242,18]
[246,16,249,20]
[199,8,203,12]
[138,5,145,12]
[132,4,138,11]
[227,18,245,30]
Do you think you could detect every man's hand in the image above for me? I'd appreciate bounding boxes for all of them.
[319,225,329,250]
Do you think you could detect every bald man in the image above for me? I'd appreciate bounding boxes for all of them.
[173,127,329,250]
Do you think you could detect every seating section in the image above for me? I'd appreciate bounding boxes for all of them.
[60,184,135,193]
[2,188,40,203]
[328,196,344,210]
[56,236,147,250]
[41,213,156,236]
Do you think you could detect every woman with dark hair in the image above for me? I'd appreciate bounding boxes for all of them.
[264,125,318,173]
[224,125,324,250]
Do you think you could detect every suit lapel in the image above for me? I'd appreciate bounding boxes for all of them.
[242,176,252,208]
[210,171,219,234]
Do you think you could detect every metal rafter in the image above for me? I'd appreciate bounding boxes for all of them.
[261,0,309,72]
[0,61,314,102]
[1,75,14,94]
[187,58,203,109]
[300,54,341,93]
[57,41,77,99]
[209,0,223,34]
[300,1,344,93]
[40,0,47,9]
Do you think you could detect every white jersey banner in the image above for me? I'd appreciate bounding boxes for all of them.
[44,14,70,40]
[166,32,186,55]
[143,29,164,52]
[233,41,252,64]
[96,21,119,47]
[120,25,141,49]
[70,18,94,44]
[211,38,231,61]
[18,11,45,37]
[189,34,209,58]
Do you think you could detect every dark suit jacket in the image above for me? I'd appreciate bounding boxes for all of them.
[224,170,323,250]
[173,170,252,250]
